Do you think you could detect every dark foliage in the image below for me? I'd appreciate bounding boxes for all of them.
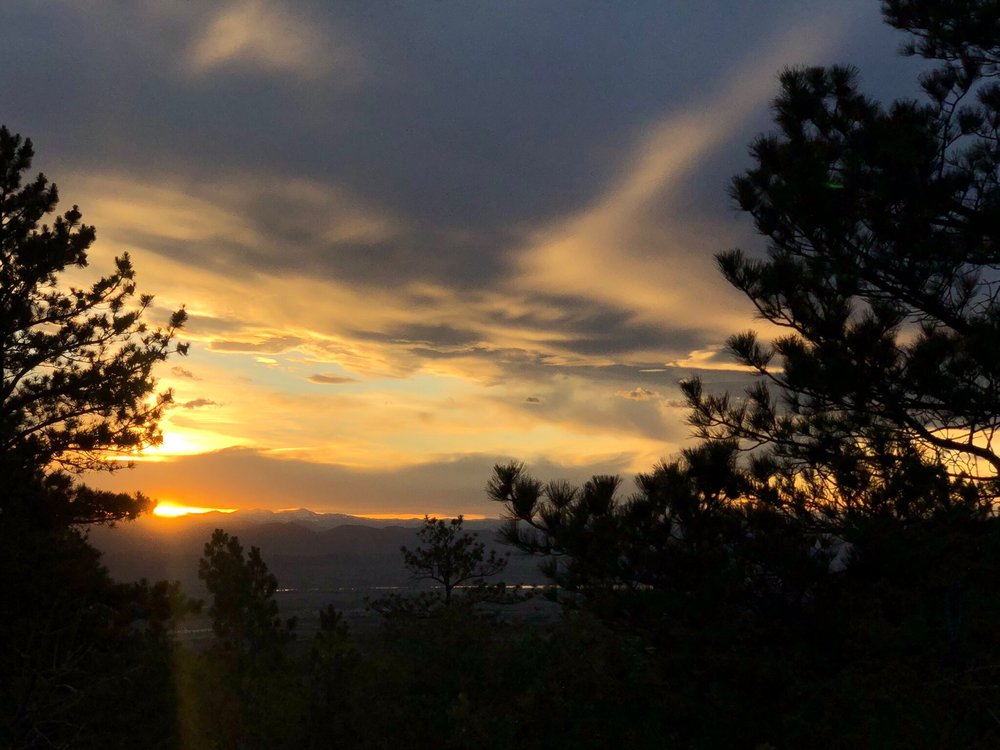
[0,124,188,472]
[0,126,193,748]
[199,528,296,663]
[0,471,199,749]
[400,515,508,605]
[685,0,1000,516]
[485,2,1000,745]
[0,124,187,525]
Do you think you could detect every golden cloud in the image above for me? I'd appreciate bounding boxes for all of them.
[186,0,360,80]
[512,18,847,344]
[308,374,359,385]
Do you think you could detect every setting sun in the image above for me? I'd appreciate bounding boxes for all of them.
[152,501,237,518]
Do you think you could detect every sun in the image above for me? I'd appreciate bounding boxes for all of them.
[152,501,237,518]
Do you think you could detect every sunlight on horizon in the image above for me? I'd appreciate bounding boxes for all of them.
[152,501,238,518]
[355,512,487,521]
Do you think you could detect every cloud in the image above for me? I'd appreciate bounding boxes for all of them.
[171,366,197,379]
[210,336,307,354]
[186,0,357,80]
[611,386,687,409]
[179,398,219,409]
[618,387,659,401]
[66,171,402,281]
[8,0,915,518]
[667,346,749,372]
[512,18,849,343]
[134,341,692,476]
[66,165,725,382]
[86,448,645,517]
[59,159,765,475]
[308,374,358,385]
[352,323,481,348]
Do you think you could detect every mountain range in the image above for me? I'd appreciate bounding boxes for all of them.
[87,509,546,594]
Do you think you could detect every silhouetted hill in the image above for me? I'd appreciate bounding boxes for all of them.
[87,510,544,594]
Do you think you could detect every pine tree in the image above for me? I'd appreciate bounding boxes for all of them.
[401,516,508,607]
[684,0,1000,521]
[0,125,187,524]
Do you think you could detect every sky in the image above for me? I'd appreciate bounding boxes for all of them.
[1,0,926,516]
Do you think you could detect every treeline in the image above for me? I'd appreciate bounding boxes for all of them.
[136,508,1000,748]
[168,520,676,749]
[10,507,1000,748]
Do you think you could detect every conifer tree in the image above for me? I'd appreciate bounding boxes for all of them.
[684,0,1000,520]
[489,0,1000,614]
[401,515,508,607]
[0,126,191,746]
[0,125,187,524]
[199,528,295,662]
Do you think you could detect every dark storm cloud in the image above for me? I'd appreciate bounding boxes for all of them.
[198,189,516,287]
[8,1,930,514]
[352,294,706,361]
[0,0,908,296]
[350,323,482,348]
[542,327,695,358]
[406,338,755,398]
[502,294,711,356]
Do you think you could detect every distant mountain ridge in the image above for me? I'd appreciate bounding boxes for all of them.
[149,506,499,529]
[86,508,542,593]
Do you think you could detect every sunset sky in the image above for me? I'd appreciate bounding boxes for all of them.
[3,1,924,516]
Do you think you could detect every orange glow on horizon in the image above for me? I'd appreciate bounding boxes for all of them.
[152,501,238,518]
[354,512,487,521]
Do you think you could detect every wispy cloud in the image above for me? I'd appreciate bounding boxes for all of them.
[618,387,659,401]
[11,0,900,514]
[179,398,219,409]
[667,346,750,372]
[171,366,198,380]
[211,336,307,354]
[308,374,359,385]
[186,0,358,80]
[60,157,757,482]
[513,18,848,343]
